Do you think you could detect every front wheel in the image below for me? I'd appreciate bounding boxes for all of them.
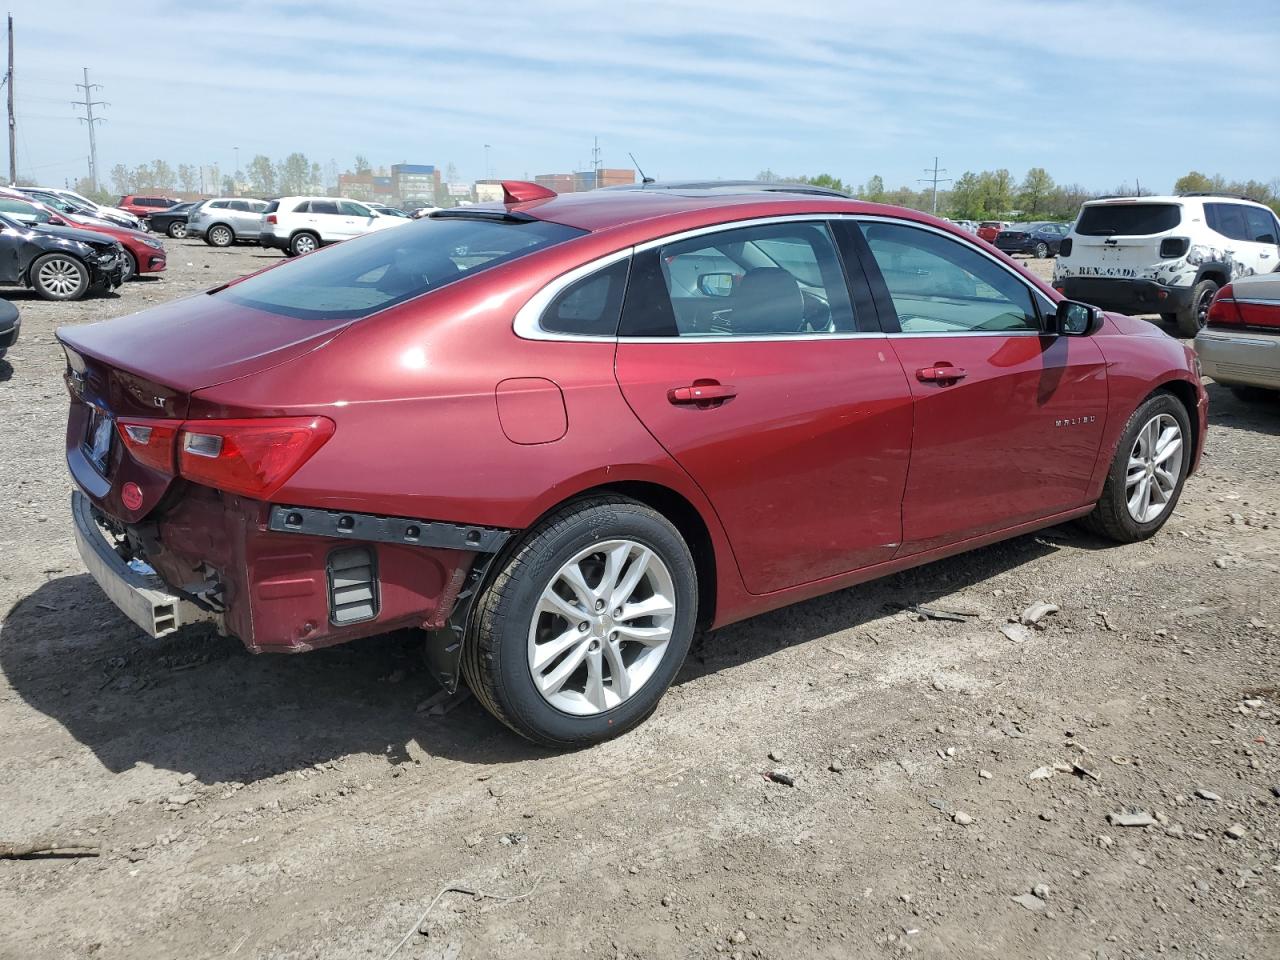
[120,249,137,282]
[30,253,90,301]
[1081,393,1191,543]
[462,497,697,747]
[1175,279,1218,338]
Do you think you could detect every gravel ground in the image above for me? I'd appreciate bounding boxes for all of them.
[1,245,1277,960]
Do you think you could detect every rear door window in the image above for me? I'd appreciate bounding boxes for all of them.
[1075,204,1181,236]
[219,215,585,320]
[1205,203,1253,242]
[228,200,251,212]
[1242,206,1279,244]
[340,201,371,217]
[310,200,340,215]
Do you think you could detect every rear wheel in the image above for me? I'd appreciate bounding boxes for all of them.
[462,497,697,747]
[30,253,90,301]
[1081,393,1191,543]
[167,220,187,239]
[1034,241,1049,259]
[289,231,319,256]
[1174,278,1218,338]
[206,224,234,247]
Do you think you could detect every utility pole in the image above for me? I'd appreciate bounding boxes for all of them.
[592,135,601,188]
[918,156,952,214]
[73,67,106,191]
[6,14,14,187]
[483,143,491,180]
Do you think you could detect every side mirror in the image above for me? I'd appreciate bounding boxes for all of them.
[697,272,736,297]
[1053,299,1103,336]
[49,215,66,226]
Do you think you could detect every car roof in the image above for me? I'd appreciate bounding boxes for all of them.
[487,188,894,234]
[1084,194,1272,208]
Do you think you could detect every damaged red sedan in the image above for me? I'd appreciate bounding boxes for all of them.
[60,180,1207,746]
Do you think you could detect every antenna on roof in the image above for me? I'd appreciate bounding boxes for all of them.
[629,152,655,185]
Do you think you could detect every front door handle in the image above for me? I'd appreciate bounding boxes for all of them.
[916,365,967,383]
[668,383,737,405]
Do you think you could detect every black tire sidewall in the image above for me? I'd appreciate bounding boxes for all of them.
[31,253,88,301]
[209,225,233,247]
[1177,279,1217,337]
[167,221,186,239]
[1035,242,1048,259]
[290,233,318,256]
[479,501,697,746]
[1103,393,1193,540]
[122,250,137,281]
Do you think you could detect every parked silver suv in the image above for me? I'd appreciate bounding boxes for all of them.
[187,197,270,247]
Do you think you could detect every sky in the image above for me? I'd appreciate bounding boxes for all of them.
[11,0,1280,193]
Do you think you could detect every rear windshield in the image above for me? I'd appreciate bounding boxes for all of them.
[1076,203,1181,236]
[218,215,585,320]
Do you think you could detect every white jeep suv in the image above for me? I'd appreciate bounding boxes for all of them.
[1054,194,1280,336]
[260,196,408,257]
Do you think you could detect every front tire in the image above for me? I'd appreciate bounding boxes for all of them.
[462,497,697,748]
[206,224,234,248]
[1081,393,1191,543]
[30,253,90,301]
[1175,279,1218,338]
[120,250,137,282]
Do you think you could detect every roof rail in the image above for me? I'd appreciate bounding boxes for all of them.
[602,179,852,198]
[1177,191,1262,202]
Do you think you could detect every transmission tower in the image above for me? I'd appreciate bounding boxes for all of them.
[73,68,106,190]
[918,156,952,214]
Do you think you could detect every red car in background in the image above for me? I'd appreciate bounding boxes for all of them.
[977,220,1010,243]
[59,181,1206,747]
[118,195,179,222]
[0,191,166,280]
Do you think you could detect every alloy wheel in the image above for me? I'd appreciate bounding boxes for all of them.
[1195,287,1214,329]
[293,234,317,254]
[169,222,186,239]
[527,539,677,716]
[1125,413,1183,523]
[36,257,83,298]
[210,225,232,247]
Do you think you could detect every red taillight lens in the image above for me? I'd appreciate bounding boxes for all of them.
[1237,298,1280,330]
[265,214,277,224]
[1205,284,1244,328]
[116,418,181,473]
[177,417,335,499]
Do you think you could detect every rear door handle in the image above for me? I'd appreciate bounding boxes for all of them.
[916,365,967,383]
[668,383,737,405]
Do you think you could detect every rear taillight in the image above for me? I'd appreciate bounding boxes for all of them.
[1058,238,1072,257]
[114,416,335,498]
[117,419,182,473]
[1205,284,1244,328]
[1159,237,1190,258]
[177,417,335,499]
[265,214,277,224]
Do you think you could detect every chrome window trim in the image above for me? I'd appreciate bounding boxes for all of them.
[852,214,1052,337]
[514,212,1057,343]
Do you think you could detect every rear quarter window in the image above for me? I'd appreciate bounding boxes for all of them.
[218,216,585,321]
[1075,204,1181,236]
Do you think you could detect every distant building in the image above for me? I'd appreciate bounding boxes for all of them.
[392,163,439,203]
[535,168,635,194]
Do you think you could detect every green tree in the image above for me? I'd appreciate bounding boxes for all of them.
[354,154,371,174]
[309,162,324,193]
[276,152,311,194]
[109,163,131,195]
[1017,167,1055,218]
[948,171,985,219]
[177,163,198,193]
[220,174,236,194]
[247,155,276,195]
[1173,171,1213,194]
[862,174,885,202]
[149,160,176,192]
[806,173,848,193]
[980,169,1014,218]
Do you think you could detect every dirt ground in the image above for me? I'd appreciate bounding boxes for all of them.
[1,242,1277,960]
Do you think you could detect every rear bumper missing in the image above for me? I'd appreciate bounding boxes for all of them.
[72,490,221,639]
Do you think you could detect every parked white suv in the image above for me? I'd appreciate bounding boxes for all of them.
[260,197,408,257]
[1054,194,1280,336]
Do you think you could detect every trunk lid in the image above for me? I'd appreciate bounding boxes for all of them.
[1059,202,1184,281]
[57,290,354,415]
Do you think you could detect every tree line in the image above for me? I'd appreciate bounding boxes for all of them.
[761,169,1280,220]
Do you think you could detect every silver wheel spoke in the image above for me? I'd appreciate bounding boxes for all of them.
[610,546,652,607]
[614,623,671,645]
[558,562,596,610]
[1124,413,1184,523]
[599,542,633,599]
[536,638,591,697]
[531,625,584,672]
[602,640,630,701]
[620,594,675,622]
[538,589,585,623]
[583,647,608,711]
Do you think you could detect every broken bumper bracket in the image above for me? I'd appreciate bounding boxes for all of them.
[268,504,511,553]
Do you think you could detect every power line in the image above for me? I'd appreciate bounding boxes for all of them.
[72,67,106,190]
[918,156,952,214]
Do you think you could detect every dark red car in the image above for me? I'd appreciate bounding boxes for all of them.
[117,195,179,221]
[59,182,1208,746]
[976,220,1010,243]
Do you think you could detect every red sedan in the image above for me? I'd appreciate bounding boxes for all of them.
[58,181,1207,746]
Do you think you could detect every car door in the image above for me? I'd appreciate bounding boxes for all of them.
[0,217,23,282]
[306,199,343,240]
[1205,202,1272,278]
[1243,206,1280,275]
[612,218,915,595]
[339,200,376,237]
[855,218,1108,554]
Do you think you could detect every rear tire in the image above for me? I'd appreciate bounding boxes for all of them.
[1081,393,1191,543]
[1034,241,1049,259]
[206,224,234,248]
[289,231,319,256]
[30,253,90,301]
[462,497,697,748]
[1174,279,1218,338]
[167,220,187,239]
